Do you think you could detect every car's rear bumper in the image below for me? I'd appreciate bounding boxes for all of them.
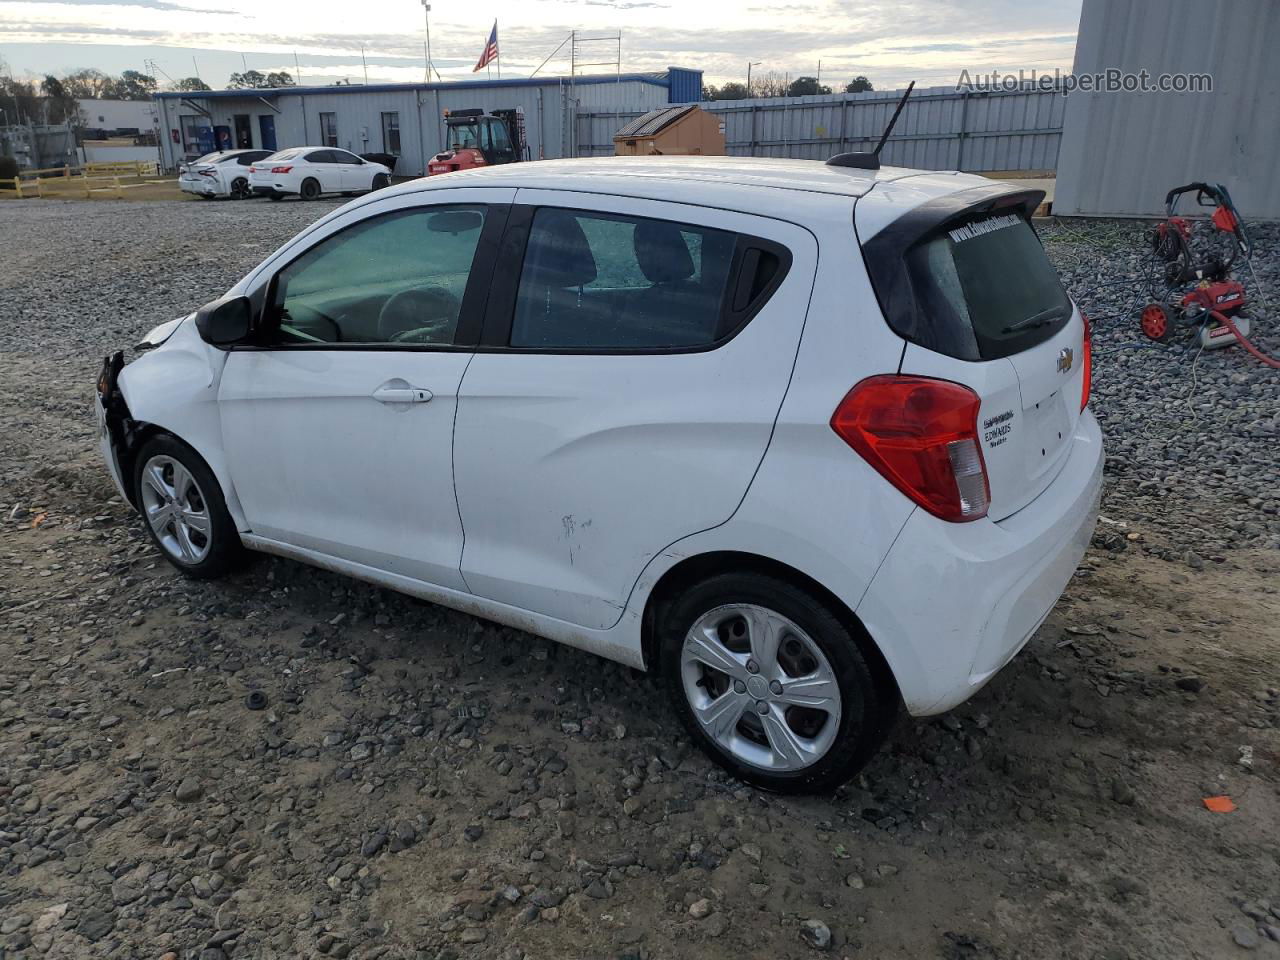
[179,179,218,196]
[857,409,1104,715]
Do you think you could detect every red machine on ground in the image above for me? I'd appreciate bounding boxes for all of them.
[427,109,522,176]
[1138,182,1278,367]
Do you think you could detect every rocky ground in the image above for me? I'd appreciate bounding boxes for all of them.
[1,197,1278,960]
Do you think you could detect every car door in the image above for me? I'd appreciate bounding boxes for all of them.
[331,150,369,191]
[218,187,514,589]
[452,190,818,629]
[304,150,342,193]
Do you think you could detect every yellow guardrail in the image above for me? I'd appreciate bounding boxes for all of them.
[1,161,162,198]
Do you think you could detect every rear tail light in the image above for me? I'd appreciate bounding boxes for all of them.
[198,169,217,178]
[1080,312,1092,411]
[831,375,990,522]
[271,165,293,174]
[248,166,257,173]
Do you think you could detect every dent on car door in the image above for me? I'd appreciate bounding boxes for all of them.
[216,191,513,587]
[453,192,817,630]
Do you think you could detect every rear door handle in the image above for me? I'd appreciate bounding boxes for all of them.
[371,382,433,405]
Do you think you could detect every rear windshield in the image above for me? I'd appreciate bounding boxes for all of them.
[265,150,300,162]
[192,152,223,164]
[903,213,1071,360]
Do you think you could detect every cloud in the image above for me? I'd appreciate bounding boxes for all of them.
[16,0,221,10]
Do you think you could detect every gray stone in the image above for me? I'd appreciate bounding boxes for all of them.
[800,919,832,951]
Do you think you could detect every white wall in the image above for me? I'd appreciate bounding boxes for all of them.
[79,99,157,132]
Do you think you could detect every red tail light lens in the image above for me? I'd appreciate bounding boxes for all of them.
[831,375,990,522]
[1080,313,1092,411]
[271,165,293,174]
[248,166,257,173]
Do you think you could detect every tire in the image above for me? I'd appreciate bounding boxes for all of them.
[371,173,390,191]
[268,191,284,202]
[659,572,894,793]
[132,434,244,579]
[300,178,321,201]
[229,177,250,200]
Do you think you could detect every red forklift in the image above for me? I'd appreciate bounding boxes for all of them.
[427,108,527,175]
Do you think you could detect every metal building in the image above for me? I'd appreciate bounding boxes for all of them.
[154,68,701,175]
[1056,0,1280,218]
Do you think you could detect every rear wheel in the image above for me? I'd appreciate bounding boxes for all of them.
[660,572,893,793]
[229,176,250,200]
[1140,302,1173,342]
[132,434,244,579]
[300,177,321,201]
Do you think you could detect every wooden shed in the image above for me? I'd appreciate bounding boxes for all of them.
[612,104,726,156]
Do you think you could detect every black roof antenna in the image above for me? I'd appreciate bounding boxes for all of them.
[826,80,915,171]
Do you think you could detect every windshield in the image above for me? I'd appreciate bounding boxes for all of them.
[448,122,480,150]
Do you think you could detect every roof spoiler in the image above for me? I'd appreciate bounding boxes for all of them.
[826,81,915,171]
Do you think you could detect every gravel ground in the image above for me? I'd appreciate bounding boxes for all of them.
[1,197,1278,960]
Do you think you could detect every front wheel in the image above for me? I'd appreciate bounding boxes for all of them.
[371,172,390,191]
[660,573,894,793]
[132,434,244,579]
[268,191,284,202]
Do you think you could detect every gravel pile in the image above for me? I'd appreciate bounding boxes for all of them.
[0,198,1277,960]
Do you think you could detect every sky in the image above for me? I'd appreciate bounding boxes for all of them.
[0,0,1083,91]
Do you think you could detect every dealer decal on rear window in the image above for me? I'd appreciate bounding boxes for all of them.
[983,409,1014,448]
[948,213,1023,244]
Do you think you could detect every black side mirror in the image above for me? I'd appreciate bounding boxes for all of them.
[195,295,253,346]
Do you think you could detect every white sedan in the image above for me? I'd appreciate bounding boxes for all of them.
[178,150,272,200]
[249,148,392,201]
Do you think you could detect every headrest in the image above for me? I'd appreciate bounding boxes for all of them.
[634,220,694,283]
[524,210,597,288]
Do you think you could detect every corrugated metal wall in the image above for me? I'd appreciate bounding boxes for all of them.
[1056,0,1280,218]
[156,76,671,173]
[575,85,1064,171]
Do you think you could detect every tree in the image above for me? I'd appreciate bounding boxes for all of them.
[751,71,789,98]
[701,83,718,101]
[117,70,157,100]
[844,76,874,93]
[264,71,296,88]
[61,68,118,99]
[173,77,211,92]
[0,74,40,124]
[41,75,79,123]
[227,69,269,89]
[787,76,832,97]
[714,81,749,100]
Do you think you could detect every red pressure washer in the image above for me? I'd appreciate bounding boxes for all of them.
[1138,182,1280,368]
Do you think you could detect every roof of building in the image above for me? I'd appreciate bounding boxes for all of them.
[155,72,672,101]
[612,103,697,139]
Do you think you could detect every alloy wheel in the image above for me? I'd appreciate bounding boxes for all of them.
[680,603,842,771]
[138,454,213,564]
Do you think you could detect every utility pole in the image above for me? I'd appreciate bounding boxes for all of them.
[421,0,434,83]
[747,61,761,97]
[816,59,821,90]
[361,45,368,84]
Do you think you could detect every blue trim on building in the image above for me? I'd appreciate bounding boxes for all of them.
[156,72,673,101]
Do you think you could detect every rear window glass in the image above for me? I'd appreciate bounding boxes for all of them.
[265,150,300,162]
[904,213,1070,360]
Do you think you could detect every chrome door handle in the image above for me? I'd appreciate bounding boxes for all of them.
[371,383,433,404]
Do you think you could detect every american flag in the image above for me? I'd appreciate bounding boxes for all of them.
[473,21,498,72]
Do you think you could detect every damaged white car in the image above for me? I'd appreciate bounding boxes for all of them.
[97,156,1102,792]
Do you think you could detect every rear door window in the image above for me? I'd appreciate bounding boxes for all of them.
[509,208,752,349]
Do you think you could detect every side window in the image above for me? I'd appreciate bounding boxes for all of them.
[510,208,740,349]
[266,205,489,347]
[332,150,361,165]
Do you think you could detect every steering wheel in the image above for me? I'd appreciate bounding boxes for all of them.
[377,286,460,343]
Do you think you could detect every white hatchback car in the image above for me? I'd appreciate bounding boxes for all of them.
[97,156,1102,792]
[178,149,273,200]
[249,147,392,201]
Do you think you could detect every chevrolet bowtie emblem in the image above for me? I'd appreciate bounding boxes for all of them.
[1057,346,1074,373]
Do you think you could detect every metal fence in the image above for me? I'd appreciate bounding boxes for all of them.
[0,124,78,171]
[575,84,1065,173]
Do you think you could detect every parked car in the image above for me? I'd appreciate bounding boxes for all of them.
[178,150,273,200]
[249,148,392,201]
[96,156,1102,792]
